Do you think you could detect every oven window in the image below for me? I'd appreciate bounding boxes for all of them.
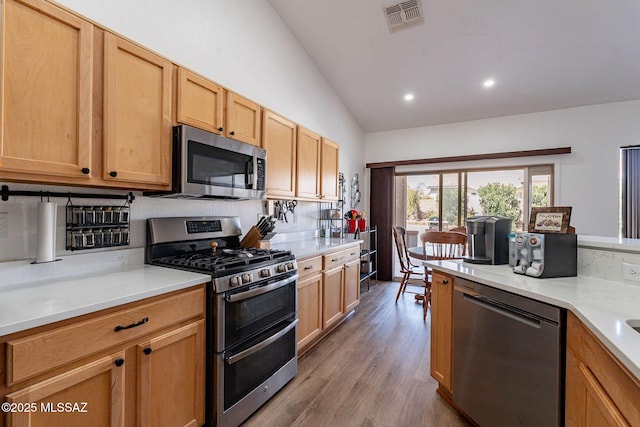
[224,280,296,346]
[188,140,254,189]
[223,322,296,410]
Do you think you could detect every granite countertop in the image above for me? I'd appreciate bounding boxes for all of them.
[0,265,210,337]
[427,260,640,380]
[271,237,362,259]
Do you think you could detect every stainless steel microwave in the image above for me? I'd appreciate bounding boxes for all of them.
[147,125,266,200]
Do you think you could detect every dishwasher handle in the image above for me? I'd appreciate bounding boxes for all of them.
[458,288,544,328]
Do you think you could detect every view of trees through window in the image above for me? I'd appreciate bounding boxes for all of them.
[403,166,552,233]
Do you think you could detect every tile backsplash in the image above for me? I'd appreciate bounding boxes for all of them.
[0,183,319,263]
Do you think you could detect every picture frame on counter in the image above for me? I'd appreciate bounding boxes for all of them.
[528,206,572,233]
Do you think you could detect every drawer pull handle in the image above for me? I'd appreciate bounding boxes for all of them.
[304,265,314,270]
[114,317,149,332]
[331,258,339,262]
[114,358,124,367]
[143,347,153,355]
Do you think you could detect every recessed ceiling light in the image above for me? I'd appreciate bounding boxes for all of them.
[404,93,415,101]
[483,79,496,88]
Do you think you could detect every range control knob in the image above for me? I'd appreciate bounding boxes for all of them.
[286,262,295,271]
[241,273,252,284]
[276,264,287,273]
[229,276,241,287]
[260,269,271,278]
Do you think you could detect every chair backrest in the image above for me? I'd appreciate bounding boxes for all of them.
[449,226,467,234]
[420,231,467,259]
[392,226,414,272]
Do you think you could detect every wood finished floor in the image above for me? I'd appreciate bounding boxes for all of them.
[242,281,472,427]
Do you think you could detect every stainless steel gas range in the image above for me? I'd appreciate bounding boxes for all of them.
[146,216,298,427]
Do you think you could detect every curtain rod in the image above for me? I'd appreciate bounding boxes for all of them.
[365,147,572,169]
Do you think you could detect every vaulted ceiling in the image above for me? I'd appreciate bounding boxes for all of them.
[269,0,640,133]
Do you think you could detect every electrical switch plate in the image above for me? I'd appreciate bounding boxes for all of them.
[622,262,640,282]
[0,213,8,238]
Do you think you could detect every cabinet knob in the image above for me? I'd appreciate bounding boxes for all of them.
[81,167,90,175]
[143,347,152,355]
[442,279,449,285]
[218,127,223,132]
[114,358,124,367]
[229,131,235,136]
[109,171,118,178]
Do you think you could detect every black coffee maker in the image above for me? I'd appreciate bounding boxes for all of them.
[463,216,512,264]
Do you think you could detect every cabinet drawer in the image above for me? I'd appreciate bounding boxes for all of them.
[298,256,322,279]
[323,246,360,270]
[7,286,204,385]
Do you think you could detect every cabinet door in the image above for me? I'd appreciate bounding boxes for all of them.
[343,258,361,312]
[176,68,224,134]
[297,273,323,351]
[0,0,93,179]
[320,138,339,201]
[430,272,453,391]
[136,320,205,427]
[262,110,297,198]
[296,126,321,200]
[322,266,344,329]
[225,91,261,146]
[5,352,126,427]
[103,32,172,187]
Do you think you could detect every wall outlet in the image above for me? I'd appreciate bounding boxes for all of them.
[622,263,640,282]
[0,212,8,238]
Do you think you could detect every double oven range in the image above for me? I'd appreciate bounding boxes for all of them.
[146,216,298,427]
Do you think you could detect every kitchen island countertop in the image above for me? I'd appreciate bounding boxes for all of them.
[426,260,640,380]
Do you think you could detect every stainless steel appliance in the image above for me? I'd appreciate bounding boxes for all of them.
[513,232,577,278]
[453,278,564,427]
[146,216,298,427]
[146,125,266,200]
[463,216,512,264]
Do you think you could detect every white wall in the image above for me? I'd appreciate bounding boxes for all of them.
[0,0,364,263]
[365,100,640,237]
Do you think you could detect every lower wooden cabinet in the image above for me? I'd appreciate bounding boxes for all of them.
[430,271,454,392]
[565,311,640,427]
[5,352,126,427]
[1,285,206,427]
[296,245,360,355]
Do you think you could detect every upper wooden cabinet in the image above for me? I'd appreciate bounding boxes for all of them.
[263,110,297,198]
[176,68,224,134]
[0,0,93,180]
[103,32,172,187]
[226,91,261,146]
[296,126,322,200]
[320,137,340,201]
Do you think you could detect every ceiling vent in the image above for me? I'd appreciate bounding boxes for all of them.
[383,0,424,33]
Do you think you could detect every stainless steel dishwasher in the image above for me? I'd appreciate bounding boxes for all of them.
[453,278,564,427]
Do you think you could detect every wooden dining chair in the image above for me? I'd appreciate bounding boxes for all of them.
[392,226,425,302]
[420,231,467,319]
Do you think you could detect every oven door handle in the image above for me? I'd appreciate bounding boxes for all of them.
[225,319,298,365]
[226,274,298,303]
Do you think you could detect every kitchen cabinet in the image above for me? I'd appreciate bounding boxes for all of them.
[565,311,640,427]
[103,32,172,187]
[0,0,94,181]
[296,244,360,355]
[297,256,323,352]
[343,258,361,312]
[262,110,297,198]
[226,91,261,146]
[320,138,340,201]
[1,285,206,427]
[430,271,454,393]
[296,127,322,200]
[176,68,224,134]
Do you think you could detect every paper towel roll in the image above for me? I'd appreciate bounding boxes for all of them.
[36,202,57,263]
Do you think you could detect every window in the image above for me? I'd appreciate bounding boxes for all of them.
[399,165,554,234]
